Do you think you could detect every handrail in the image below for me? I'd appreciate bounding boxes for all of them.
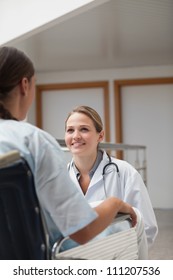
[56,139,146,151]
[57,139,147,186]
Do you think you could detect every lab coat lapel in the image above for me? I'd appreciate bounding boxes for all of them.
[67,162,84,195]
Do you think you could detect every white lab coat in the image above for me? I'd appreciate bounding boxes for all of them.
[68,150,158,248]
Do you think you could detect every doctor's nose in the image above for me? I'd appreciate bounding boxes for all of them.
[73,130,81,139]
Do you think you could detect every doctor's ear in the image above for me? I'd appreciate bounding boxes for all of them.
[98,130,104,142]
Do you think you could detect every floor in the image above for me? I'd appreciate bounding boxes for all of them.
[148,209,173,260]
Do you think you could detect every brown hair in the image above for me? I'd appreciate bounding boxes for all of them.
[0,46,35,120]
[65,105,103,133]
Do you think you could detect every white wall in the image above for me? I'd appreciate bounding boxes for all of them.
[28,65,173,209]
[0,0,109,45]
[122,84,173,209]
[41,87,105,139]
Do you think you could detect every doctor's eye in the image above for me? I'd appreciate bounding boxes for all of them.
[66,128,74,133]
[80,127,89,132]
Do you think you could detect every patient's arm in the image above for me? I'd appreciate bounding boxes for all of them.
[70,197,137,244]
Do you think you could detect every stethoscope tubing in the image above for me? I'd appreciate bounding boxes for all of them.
[102,153,120,176]
[102,153,120,197]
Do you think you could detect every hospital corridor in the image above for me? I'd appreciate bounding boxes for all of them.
[149,209,173,260]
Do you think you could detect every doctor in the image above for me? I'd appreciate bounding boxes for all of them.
[65,105,158,250]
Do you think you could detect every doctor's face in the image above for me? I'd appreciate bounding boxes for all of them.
[65,112,104,157]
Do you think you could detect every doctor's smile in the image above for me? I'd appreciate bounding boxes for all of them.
[72,142,85,148]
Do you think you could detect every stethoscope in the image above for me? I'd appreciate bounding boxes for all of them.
[102,153,120,197]
[102,153,120,177]
[70,152,120,197]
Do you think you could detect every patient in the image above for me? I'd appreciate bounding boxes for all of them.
[64,105,158,258]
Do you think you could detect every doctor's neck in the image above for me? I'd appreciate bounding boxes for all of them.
[73,152,98,174]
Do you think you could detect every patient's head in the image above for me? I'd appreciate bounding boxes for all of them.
[0,46,35,120]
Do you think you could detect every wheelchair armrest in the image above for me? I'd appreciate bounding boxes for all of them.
[0,150,21,168]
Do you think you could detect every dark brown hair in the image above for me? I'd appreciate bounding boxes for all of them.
[0,46,35,120]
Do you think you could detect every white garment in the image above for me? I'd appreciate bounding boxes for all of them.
[68,150,158,248]
[0,119,97,245]
[60,201,148,259]
[90,201,148,259]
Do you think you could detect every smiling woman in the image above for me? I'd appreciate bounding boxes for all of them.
[65,106,104,194]
[65,105,158,255]
[65,109,103,155]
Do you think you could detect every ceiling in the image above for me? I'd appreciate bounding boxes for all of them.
[10,0,173,72]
